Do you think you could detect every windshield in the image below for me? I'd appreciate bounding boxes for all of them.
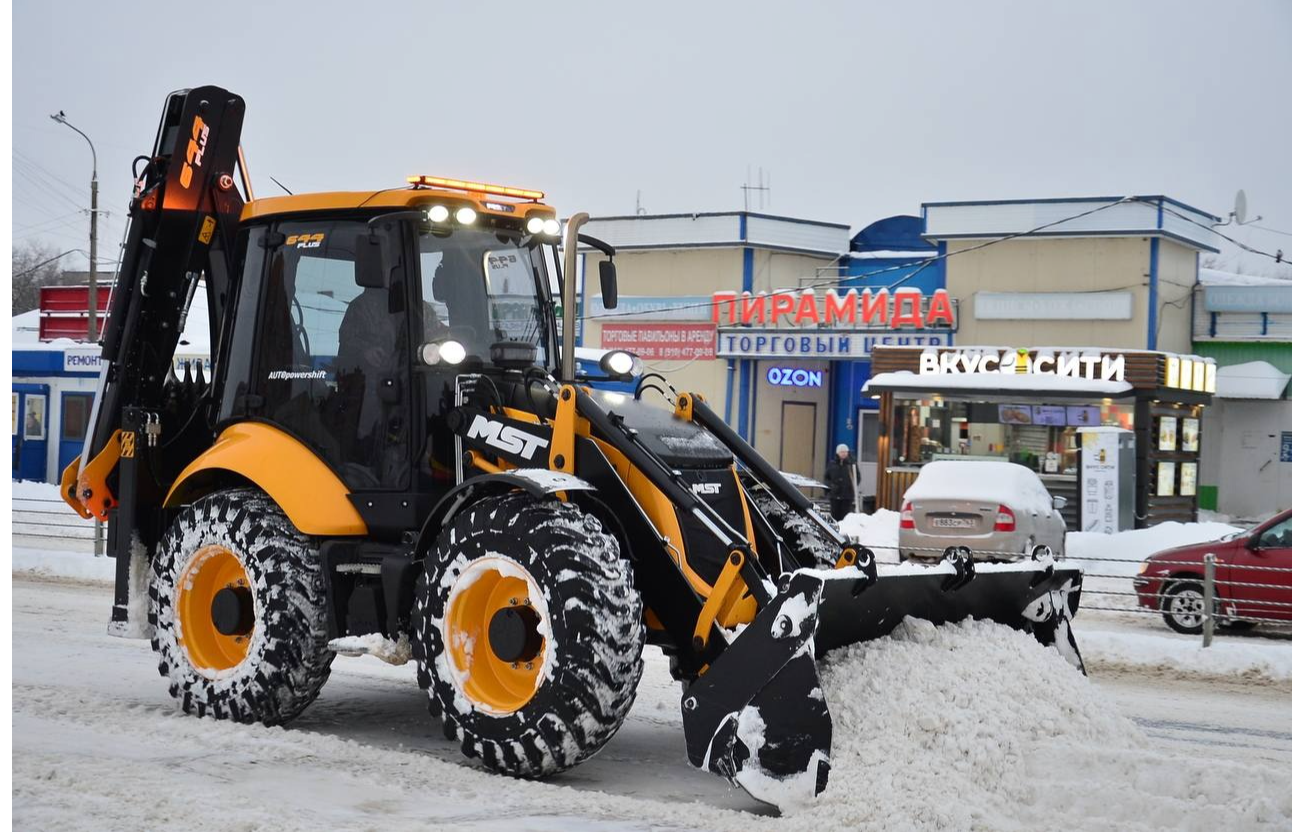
[417,227,557,370]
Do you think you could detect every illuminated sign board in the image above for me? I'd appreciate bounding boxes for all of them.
[918,349,1127,382]
[711,288,955,330]
[766,367,824,388]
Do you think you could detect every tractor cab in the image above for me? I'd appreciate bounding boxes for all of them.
[213,181,575,513]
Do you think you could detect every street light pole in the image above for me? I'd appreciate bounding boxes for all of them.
[50,110,99,342]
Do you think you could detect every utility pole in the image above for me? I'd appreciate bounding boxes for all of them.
[50,110,99,341]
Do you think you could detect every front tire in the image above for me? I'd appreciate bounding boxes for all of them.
[1161,581,1208,635]
[413,493,644,778]
[150,488,334,724]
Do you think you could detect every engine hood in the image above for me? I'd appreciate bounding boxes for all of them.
[586,390,734,469]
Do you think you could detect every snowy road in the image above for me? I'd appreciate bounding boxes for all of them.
[13,575,1291,830]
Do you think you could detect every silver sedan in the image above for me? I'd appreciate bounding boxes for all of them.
[898,460,1068,562]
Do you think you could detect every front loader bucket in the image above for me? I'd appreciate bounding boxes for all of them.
[815,559,1084,671]
[681,558,1083,811]
[682,571,831,812]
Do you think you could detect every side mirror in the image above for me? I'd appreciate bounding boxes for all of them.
[599,259,618,310]
[1052,495,1067,511]
[354,234,386,289]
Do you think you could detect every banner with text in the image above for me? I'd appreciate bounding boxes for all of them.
[601,323,717,361]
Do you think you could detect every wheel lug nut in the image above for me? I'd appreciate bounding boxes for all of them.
[525,662,533,670]
[512,662,520,669]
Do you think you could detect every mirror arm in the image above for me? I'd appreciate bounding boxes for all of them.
[577,233,615,258]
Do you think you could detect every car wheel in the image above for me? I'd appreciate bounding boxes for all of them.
[1161,581,1209,635]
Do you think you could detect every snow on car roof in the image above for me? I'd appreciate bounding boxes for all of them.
[904,460,1051,513]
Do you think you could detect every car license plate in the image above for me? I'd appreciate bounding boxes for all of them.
[933,517,976,529]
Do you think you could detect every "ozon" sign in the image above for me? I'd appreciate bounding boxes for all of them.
[711,288,954,330]
[919,349,1127,382]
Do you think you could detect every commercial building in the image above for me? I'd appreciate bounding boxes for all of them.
[583,195,1223,519]
[1189,269,1292,516]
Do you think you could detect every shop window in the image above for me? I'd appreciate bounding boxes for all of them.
[890,397,1133,477]
[62,394,94,442]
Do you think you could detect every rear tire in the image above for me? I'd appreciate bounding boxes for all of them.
[150,488,334,724]
[1160,581,1208,636]
[413,493,644,778]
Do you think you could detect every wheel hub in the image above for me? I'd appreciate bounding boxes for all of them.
[176,545,255,674]
[211,585,255,636]
[443,556,551,715]
[488,605,544,664]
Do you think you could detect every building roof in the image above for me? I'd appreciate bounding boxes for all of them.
[921,195,1222,253]
[580,211,849,257]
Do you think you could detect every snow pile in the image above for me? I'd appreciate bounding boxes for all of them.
[764,618,1291,831]
[1078,623,1291,684]
[12,547,115,582]
[838,510,1244,586]
[1070,521,1242,581]
[12,480,99,552]
[838,508,901,559]
[903,460,1052,514]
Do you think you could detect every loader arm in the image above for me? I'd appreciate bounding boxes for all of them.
[59,86,247,632]
[66,86,246,520]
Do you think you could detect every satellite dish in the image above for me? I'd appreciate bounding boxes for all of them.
[1233,189,1248,225]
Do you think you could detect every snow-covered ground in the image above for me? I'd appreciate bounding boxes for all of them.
[11,576,1291,831]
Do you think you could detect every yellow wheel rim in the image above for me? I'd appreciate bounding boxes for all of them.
[443,557,549,715]
[177,545,254,674]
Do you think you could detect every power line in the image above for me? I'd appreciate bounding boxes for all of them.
[1245,224,1292,238]
[1141,198,1292,266]
[13,149,94,200]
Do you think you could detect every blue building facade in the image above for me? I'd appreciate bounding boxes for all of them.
[827,216,947,488]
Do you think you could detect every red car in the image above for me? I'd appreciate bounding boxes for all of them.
[1134,509,1292,635]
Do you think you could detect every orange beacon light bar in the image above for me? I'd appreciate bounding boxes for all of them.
[407,175,544,201]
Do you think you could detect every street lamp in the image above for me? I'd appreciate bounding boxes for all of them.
[49,110,100,342]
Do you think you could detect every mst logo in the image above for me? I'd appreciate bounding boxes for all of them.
[690,482,722,496]
[468,414,550,461]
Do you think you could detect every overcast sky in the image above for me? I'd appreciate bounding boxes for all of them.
[12,0,1292,274]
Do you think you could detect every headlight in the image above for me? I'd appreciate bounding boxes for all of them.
[455,207,477,225]
[599,349,637,379]
[526,217,545,234]
[419,340,467,366]
[427,205,450,223]
[439,340,467,365]
[542,218,561,236]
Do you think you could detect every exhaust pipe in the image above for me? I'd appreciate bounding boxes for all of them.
[560,212,589,383]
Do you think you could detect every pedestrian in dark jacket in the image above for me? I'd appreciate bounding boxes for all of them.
[825,443,859,521]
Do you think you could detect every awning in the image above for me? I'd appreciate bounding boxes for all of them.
[1215,361,1290,399]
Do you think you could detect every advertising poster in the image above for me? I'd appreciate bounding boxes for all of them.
[1156,461,1176,496]
[1181,418,1200,452]
[1158,417,1178,451]
[1079,429,1120,534]
[1179,462,1198,497]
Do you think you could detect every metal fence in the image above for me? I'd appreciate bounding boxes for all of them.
[1072,551,1292,646]
[12,494,104,554]
[845,537,1291,647]
[14,494,1291,646]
